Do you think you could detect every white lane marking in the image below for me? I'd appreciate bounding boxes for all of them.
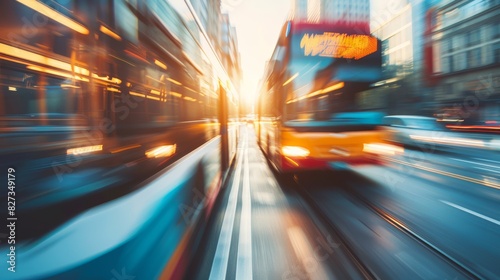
[450,158,500,170]
[474,158,500,164]
[209,138,246,280]
[473,166,500,174]
[236,138,253,280]
[441,200,500,226]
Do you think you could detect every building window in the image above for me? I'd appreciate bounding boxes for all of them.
[467,48,482,68]
[494,22,500,39]
[441,39,450,54]
[453,52,466,71]
[495,42,500,64]
[441,55,450,73]
[451,34,463,51]
[467,30,481,46]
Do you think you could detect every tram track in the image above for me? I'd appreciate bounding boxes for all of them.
[277,174,379,280]
[342,186,484,280]
[283,171,482,280]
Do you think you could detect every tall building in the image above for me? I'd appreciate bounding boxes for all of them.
[292,0,309,21]
[361,0,442,115]
[430,0,500,124]
[189,0,208,31]
[191,0,221,55]
[291,0,370,29]
[220,14,241,87]
[189,0,225,63]
[320,0,370,25]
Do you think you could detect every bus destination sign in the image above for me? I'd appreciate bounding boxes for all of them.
[300,32,378,60]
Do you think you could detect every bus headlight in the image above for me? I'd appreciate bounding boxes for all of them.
[145,144,177,158]
[282,146,310,157]
[363,143,404,155]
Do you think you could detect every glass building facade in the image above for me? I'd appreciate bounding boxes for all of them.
[431,0,500,124]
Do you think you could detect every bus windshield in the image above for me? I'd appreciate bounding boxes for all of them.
[282,25,382,126]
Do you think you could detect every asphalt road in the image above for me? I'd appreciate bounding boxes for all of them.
[187,125,500,279]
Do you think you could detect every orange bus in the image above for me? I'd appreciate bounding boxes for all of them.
[257,21,394,173]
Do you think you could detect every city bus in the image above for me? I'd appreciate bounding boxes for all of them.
[257,20,394,173]
[0,0,238,278]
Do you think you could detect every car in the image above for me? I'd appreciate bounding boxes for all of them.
[381,115,447,151]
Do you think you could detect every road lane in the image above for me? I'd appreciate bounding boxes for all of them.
[189,125,500,279]
[209,136,245,280]
[348,163,500,279]
[294,171,476,280]
[188,125,364,279]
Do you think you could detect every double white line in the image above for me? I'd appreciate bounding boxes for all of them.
[209,131,253,279]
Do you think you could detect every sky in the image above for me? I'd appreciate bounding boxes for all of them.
[223,0,386,111]
[222,0,292,110]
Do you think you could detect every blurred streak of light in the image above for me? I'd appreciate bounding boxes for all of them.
[286,82,344,104]
[0,43,89,74]
[372,77,399,87]
[147,95,161,101]
[154,59,168,70]
[382,156,500,190]
[183,96,197,102]
[329,147,350,157]
[92,74,122,85]
[451,158,500,171]
[26,65,89,82]
[490,139,500,150]
[167,78,182,86]
[287,226,329,280]
[409,135,485,148]
[438,119,464,122]
[282,72,299,86]
[100,25,121,41]
[129,91,144,98]
[109,54,135,67]
[146,75,163,83]
[61,84,80,89]
[67,145,103,155]
[150,89,161,95]
[124,49,149,63]
[281,146,310,157]
[106,87,121,93]
[16,0,89,35]
[447,125,500,131]
[482,178,500,189]
[170,92,183,98]
[284,156,299,167]
[363,143,404,156]
[3,45,120,86]
[145,144,176,158]
[184,86,198,93]
[0,43,89,77]
[110,144,141,154]
[8,87,17,91]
